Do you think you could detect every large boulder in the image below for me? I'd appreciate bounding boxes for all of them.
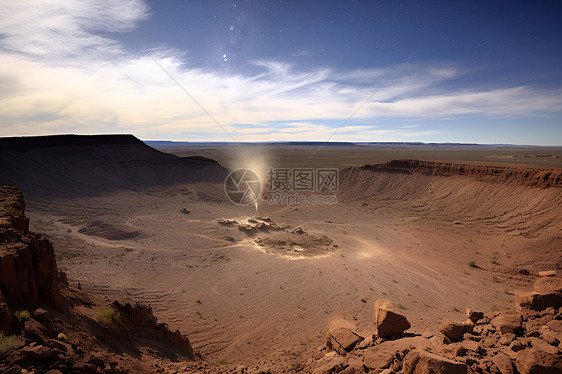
[23,319,48,345]
[439,321,473,343]
[491,311,522,335]
[534,276,562,294]
[374,298,410,338]
[515,348,562,374]
[326,318,364,354]
[516,276,562,311]
[403,349,467,374]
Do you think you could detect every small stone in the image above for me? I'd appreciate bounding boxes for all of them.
[464,333,482,342]
[355,334,373,349]
[422,330,434,339]
[379,370,396,374]
[466,308,485,324]
[454,345,468,357]
[461,340,485,355]
[509,339,527,352]
[439,321,473,343]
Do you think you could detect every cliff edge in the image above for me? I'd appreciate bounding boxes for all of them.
[0,186,212,373]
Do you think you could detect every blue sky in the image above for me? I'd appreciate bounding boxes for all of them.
[1,0,561,145]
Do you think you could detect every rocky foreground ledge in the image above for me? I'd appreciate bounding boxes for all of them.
[302,276,561,374]
[0,186,208,373]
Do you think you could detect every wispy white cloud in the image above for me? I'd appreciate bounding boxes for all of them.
[0,0,561,142]
[0,0,148,60]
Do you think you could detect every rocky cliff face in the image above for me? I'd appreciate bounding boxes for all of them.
[349,159,561,188]
[0,186,66,318]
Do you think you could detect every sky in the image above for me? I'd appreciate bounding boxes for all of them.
[0,0,561,145]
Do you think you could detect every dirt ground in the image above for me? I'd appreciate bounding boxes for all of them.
[25,160,561,372]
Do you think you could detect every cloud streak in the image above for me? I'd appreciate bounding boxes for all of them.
[0,0,561,142]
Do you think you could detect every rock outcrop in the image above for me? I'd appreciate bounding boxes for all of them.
[301,276,562,374]
[0,186,66,320]
[112,301,195,359]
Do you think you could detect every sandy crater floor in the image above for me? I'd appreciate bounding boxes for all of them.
[26,184,552,371]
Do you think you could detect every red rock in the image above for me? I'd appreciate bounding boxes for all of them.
[439,321,473,343]
[112,301,195,359]
[0,290,10,333]
[326,318,363,354]
[0,187,66,311]
[491,311,522,335]
[21,343,56,361]
[534,276,562,296]
[546,320,562,332]
[515,348,562,374]
[529,337,559,355]
[310,352,346,374]
[363,349,394,370]
[492,352,515,374]
[32,308,53,330]
[23,319,48,345]
[461,340,484,355]
[498,333,517,346]
[466,308,484,324]
[403,349,467,374]
[517,276,562,311]
[72,361,98,374]
[374,298,410,338]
